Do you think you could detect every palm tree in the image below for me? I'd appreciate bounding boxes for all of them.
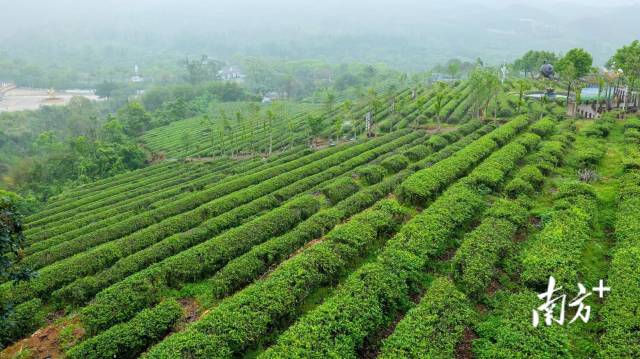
[432,82,448,126]
[516,79,531,114]
[266,109,275,156]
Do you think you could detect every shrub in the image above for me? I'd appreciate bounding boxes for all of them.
[354,165,387,185]
[321,177,361,205]
[0,299,44,347]
[473,291,571,358]
[530,117,556,137]
[402,145,431,162]
[67,300,182,359]
[378,278,476,359]
[142,200,409,358]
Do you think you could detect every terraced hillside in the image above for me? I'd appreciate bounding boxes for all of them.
[3,79,639,359]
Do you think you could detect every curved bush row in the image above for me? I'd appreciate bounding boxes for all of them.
[260,182,485,358]
[74,133,421,332]
[377,278,475,359]
[259,123,541,358]
[462,133,539,190]
[25,161,200,227]
[386,125,573,356]
[574,137,606,168]
[67,300,182,359]
[142,199,410,358]
[0,299,44,348]
[353,165,387,185]
[582,115,615,138]
[78,194,322,335]
[599,170,640,358]
[49,132,419,311]
[398,115,530,206]
[25,162,221,232]
[198,125,485,304]
[26,162,177,220]
[204,171,409,301]
[8,133,408,283]
[452,199,529,298]
[529,116,557,137]
[24,160,235,238]
[1,142,351,304]
[23,171,230,254]
[320,177,362,205]
[408,126,495,174]
[473,290,571,358]
[27,149,312,243]
[440,85,472,121]
[520,181,598,288]
[380,154,410,173]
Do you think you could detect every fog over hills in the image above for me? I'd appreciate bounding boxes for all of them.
[1,0,638,69]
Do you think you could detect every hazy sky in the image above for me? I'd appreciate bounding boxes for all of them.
[1,0,638,69]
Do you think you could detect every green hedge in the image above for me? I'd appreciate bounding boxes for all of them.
[142,200,409,358]
[67,300,182,359]
[258,120,541,358]
[52,133,417,307]
[453,200,527,298]
[472,291,571,358]
[398,115,529,206]
[0,299,44,348]
[77,194,321,334]
[15,143,347,270]
[599,171,640,358]
[354,165,387,185]
[206,171,407,300]
[582,116,614,138]
[529,117,556,137]
[380,154,410,173]
[321,177,361,205]
[378,278,476,359]
[24,168,229,249]
[2,132,411,306]
[520,182,597,288]
[260,182,485,358]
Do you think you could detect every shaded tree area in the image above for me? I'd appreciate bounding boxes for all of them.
[0,98,147,202]
[512,50,559,78]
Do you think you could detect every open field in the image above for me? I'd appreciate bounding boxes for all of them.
[0,88,102,113]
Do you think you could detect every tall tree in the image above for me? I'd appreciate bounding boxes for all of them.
[513,50,559,78]
[557,48,593,107]
[611,40,640,105]
[467,68,500,120]
[432,82,448,124]
[516,79,531,114]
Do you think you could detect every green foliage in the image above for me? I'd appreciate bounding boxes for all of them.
[378,278,476,358]
[0,299,44,348]
[354,165,387,185]
[402,144,430,162]
[599,171,640,358]
[473,291,571,358]
[380,154,410,173]
[529,117,556,137]
[520,182,597,288]
[398,115,529,205]
[453,207,522,298]
[573,138,605,168]
[512,50,559,77]
[67,300,182,359]
[610,40,640,90]
[320,177,361,205]
[143,200,409,358]
[557,48,594,80]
